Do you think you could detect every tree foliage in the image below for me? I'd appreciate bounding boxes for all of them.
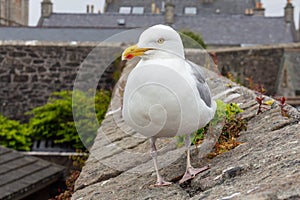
[180,30,207,49]
[27,90,111,150]
[0,114,31,151]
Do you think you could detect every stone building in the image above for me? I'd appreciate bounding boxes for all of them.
[0,0,29,26]
[35,0,299,48]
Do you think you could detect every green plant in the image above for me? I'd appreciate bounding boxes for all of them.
[177,100,226,147]
[210,101,247,157]
[180,30,207,49]
[0,114,31,151]
[192,100,239,145]
[27,90,111,150]
[177,100,247,157]
[72,89,111,149]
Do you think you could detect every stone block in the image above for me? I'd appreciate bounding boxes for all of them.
[9,51,27,57]
[0,75,11,82]
[13,75,29,82]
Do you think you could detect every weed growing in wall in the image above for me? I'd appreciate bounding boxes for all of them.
[177,100,247,157]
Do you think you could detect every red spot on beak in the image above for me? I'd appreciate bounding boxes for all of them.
[126,54,134,60]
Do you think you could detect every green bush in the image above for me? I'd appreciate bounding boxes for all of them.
[180,30,207,49]
[72,90,111,149]
[27,90,111,150]
[0,114,31,151]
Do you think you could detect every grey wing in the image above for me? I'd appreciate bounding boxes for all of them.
[187,60,212,108]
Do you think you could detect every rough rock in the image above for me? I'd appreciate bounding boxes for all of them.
[73,58,300,200]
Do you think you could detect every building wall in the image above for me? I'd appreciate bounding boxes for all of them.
[0,42,299,122]
[213,46,284,95]
[0,0,28,26]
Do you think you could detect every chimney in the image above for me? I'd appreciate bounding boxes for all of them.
[41,0,53,18]
[254,2,265,16]
[104,0,112,13]
[86,5,90,13]
[284,0,294,23]
[165,1,174,25]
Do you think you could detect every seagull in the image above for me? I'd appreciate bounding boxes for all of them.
[121,24,216,186]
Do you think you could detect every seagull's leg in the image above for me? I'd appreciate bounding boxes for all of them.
[150,137,172,186]
[179,134,209,184]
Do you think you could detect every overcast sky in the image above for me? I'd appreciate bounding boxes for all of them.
[29,0,300,29]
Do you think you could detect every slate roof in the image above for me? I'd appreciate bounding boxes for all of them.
[176,15,295,46]
[39,13,164,28]
[32,13,296,45]
[0,145,65,200]
[0,27,125,43]
[105,0,257,15]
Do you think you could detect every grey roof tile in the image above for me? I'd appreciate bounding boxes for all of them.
[0,146,65,200]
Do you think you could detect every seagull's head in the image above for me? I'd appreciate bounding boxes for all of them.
[122,24,185,60]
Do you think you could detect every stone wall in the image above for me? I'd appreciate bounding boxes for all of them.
[1,42,300,121]
[215,47,284,95]
[0,42,123,121]
[187,43,300,97]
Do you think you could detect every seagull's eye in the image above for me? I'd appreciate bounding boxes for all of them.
[157,38,165,44]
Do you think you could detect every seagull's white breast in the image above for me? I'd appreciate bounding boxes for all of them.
[123,58,214,138]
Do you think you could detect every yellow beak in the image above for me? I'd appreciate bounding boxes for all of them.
[122,45,153,60]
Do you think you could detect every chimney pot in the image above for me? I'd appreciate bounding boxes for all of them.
[156,7,160,14]
[87,5,90,13]
[254,2,265,16]
[255,2,259,8]
[249,9,254,15]
[151,3,156,14]
[91,5,94,13]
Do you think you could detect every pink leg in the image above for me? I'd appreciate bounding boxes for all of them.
[150,138,172,186]
[179,134,209,184]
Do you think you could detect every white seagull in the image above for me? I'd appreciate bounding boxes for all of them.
[121,24,216,186]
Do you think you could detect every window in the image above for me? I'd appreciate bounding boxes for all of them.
[132,7,144,14]
[117,19,126,25]
[119,7,131,14]
[184,7,197,15]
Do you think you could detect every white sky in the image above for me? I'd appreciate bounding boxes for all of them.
[29,0,300,29]
[29,0,105,25]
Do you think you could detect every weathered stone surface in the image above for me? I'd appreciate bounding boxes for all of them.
[73,55,300,200]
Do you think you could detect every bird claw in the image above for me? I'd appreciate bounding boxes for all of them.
[179,166,209,184]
